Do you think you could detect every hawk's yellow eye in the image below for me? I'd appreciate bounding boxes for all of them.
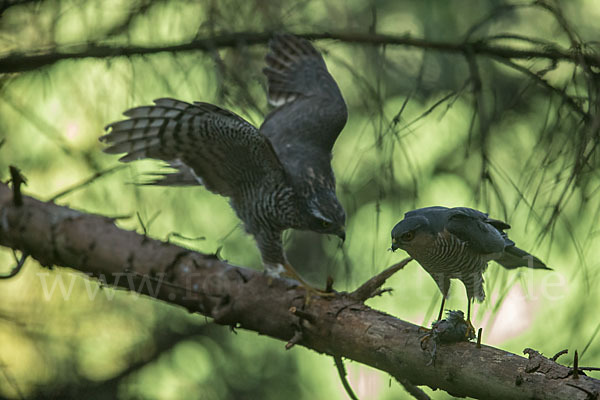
[401,232,414,241]
[321,220,331,228]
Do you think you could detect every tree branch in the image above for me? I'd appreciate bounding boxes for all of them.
[1,31,598,74]
[0,181,599,399]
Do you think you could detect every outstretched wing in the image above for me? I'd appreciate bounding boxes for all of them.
[101,98,285,197]
[260,34,347,186]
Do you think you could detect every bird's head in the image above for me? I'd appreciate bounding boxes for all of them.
[390,215,433,253]
[307,193,346,242]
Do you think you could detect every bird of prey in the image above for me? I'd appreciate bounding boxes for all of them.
[390,206,549,332]
[100,34,347,293]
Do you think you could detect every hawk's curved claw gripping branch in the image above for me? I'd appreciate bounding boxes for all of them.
[281,263,335,301]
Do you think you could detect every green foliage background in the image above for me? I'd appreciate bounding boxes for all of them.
[1,0,599,398]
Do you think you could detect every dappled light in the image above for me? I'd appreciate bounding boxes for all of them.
[1,0,599,399]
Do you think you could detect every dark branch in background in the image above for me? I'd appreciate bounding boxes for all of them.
[1,182,600,399]
[102,0,156,38]
[0,0,41,16]
[490,55,587,120]
[1,31,598,75]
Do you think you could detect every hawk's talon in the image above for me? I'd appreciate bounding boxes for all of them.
[295,282,335,304]
[465,319,476,340]
[418,326,432,334]
[419,331,432,350]
[276,263,335,301]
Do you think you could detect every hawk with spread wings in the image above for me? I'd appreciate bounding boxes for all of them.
[100,34,347,293]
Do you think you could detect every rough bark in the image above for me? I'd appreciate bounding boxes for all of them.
[1,181,598,400]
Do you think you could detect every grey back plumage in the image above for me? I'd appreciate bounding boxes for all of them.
[444,208,508,255]
[402,206,542,264]
[392,206,548,302]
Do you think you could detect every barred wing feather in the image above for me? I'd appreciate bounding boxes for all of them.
[101,98,285,197]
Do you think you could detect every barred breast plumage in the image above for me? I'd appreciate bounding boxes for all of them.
[391,206,549,327]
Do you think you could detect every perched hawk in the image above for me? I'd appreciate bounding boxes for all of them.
[100,34,347,293]
[391,206,549,331]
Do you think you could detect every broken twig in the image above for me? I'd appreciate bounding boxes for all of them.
[8,166,26,207]
[350,257,412,301]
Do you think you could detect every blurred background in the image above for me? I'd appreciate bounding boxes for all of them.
[1,0,599,398]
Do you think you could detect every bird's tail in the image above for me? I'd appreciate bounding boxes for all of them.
[497,246,550,270]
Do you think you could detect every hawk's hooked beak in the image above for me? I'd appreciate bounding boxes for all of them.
[337,230,346,243]
[390,239,399,252]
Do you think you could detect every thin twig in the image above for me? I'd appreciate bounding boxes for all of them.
[349,257,412,301]
[49,165,127,202]
[325,275,334,293]
[166,232,206,243]
[0,252,27,279]
[394,376,431,400]
[490,55,588,120]
[289,306,317,324]
[8,166,26,207]
[285,330,303,350]
[463,3,533,41]
[333,356,359,400]
[551,349,568,361]
[580,321,600,358]
[136,210,161,237]
[573,350,579,380]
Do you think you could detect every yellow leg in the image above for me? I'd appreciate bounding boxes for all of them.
[280,263,335,298]
[420,295,447,336]
[465,299,476,338]
[437,296,447,321]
